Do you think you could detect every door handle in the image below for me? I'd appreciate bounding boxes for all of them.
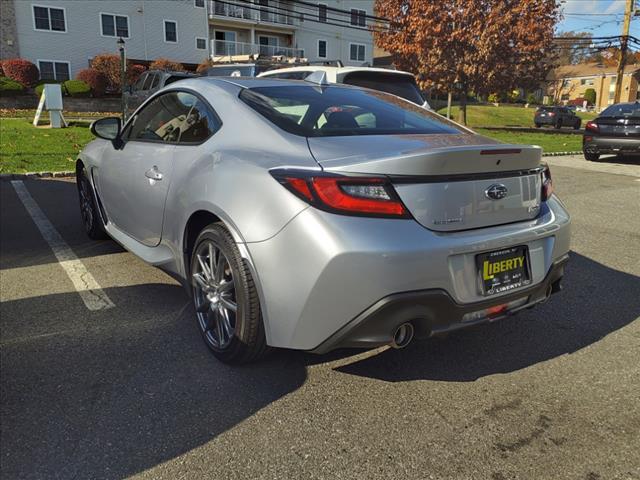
[145,166,163,181]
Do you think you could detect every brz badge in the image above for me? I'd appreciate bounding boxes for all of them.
[485,184,508,200]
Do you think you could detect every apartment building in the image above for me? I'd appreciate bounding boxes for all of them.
[0,0,374,80]
[546,63,640,110]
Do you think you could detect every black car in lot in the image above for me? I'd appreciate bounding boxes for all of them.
[583,102,640,161]
[534,106,581,129]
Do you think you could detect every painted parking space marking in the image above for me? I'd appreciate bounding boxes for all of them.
[10,180,115,311]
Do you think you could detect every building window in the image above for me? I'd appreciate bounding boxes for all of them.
[318,3,327,23]
[350,9,366,27]
[318,39,327,58]
[33,5,66,32]
[194,0,205,7]
[196,37,207,50]
[101,13,129,38]
[580,78,594,86]
[350,43,365,62]
[38,60,70,81]
[164,20,177,43]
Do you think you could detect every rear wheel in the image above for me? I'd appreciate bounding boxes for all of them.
[554,119,562,129]
[574,119,581,130]
[190,223,268,364]
[584,151,600,161]
[77,168,108,240]
[534,123,541,128]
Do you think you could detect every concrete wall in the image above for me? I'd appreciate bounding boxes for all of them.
[0,0,20,59]
[13,0,210,77]
[0,95,121,112]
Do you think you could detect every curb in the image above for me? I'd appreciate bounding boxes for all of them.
[0,171,75,181]
[542,151,581,157]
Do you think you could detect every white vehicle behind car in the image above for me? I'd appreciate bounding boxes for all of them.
[258,66,430,108]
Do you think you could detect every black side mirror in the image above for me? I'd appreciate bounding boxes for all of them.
[90,117,124,149]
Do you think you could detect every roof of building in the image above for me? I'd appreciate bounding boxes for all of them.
[547,62,640,80]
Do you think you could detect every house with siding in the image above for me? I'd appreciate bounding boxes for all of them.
[0,0,374,80]
[545,62,640,110]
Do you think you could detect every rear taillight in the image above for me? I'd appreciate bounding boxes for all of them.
[272,170,410,218]
[548,112,556,117]
[541,164,553,201]
[585,121,599,133]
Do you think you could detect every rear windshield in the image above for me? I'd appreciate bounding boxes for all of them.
[600,103,640,117]
[165,75,191,86]
[239,85,462,137]
[537,106,555,111]
[342,71,424,105]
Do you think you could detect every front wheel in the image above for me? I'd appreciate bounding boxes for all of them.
[574,120,581,130]
[190,223,269,364]
[554,120,562,129]
[77,168,108,240]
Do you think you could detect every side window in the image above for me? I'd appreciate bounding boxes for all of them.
[176,93,222,144]
[151,74,161,89]
[127,91,220,144]
[142,74,155,91]
[133,73,147,92]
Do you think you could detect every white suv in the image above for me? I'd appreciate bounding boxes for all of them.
[258,66,430,109]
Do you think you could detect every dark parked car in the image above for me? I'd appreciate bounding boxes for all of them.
[125,70,197,114]
[534,106,581,129]
[583,102,640,161]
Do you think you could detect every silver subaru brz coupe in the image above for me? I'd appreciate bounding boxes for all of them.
[78,76,570,364]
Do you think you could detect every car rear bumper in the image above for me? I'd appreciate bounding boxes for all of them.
[245,196,571,351]
[311,255,568,353]
[583,136,640,154]
[535,117,556,125]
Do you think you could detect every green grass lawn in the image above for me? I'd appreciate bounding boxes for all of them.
[476,128,582,153]
[437,104,597,128]
[0,118,94,173]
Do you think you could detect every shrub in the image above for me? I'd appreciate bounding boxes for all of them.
[64,79,91,97]
[526,93,539,105]
[149,58,185,72]
[196,58,212,73]
[487,93,502,104]
[1,58,39,87]
[584,88,596,105]
[127,64,146,86]
[91,53,146,93]
[76,68,108,97]
[34,80,69,97]
[0,76,25,96]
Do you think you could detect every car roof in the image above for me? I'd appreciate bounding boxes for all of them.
[208,63,256,68]
[176,76,349,90]
[260,65,414,77]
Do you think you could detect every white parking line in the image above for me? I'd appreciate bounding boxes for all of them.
[11,181,115,311]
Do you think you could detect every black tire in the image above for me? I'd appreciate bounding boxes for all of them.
[190,223,269,364]
[574,119,581,130]
[584,151,600,161]
[77,168,108,240]
[554,119,562,129]
[534,123,541,128]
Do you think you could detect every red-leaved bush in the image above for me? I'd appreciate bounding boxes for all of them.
[90,53,147,93]
[127,64,146,85]
[2,59,39,87]
[76,68,108,97]
[149,58,186,72]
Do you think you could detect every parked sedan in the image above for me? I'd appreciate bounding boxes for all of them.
[583,102,640,161]
[79,77,570,364]
[125,69,197,114]
[534,106,581,129]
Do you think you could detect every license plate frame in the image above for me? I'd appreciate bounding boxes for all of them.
[476,246,531,296]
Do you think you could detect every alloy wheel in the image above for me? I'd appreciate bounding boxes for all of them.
[79,177,94,231]
[192,240,238,349]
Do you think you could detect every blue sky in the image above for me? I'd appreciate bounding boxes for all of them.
[558,0,639,36]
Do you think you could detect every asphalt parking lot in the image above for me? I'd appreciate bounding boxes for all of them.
[1,155,639,480]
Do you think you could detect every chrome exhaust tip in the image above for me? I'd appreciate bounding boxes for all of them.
[390,322,414,349]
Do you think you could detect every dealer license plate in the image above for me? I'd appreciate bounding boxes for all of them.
[476,246,531,296]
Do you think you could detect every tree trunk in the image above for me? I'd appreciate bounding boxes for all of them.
[457,89,468,125]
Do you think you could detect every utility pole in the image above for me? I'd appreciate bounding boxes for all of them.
[613,0,634,104]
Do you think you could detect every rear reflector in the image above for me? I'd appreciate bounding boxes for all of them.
[272,170,410,218]
[462,297,528,323]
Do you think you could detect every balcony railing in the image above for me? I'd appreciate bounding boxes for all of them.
[211,39,303,58]
[209,0,296,26]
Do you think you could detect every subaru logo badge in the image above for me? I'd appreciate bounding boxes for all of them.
[485,184,508,200]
